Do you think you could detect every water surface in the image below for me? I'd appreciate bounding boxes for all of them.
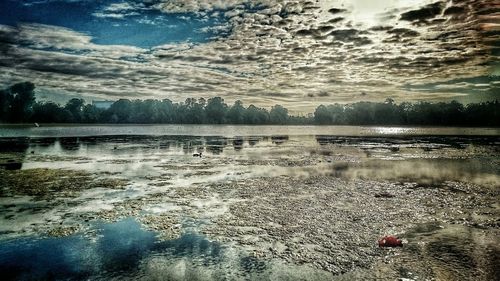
[0,125,498,280]
[1,124,499,138]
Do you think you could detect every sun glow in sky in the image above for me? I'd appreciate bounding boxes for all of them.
[0,0,498,112]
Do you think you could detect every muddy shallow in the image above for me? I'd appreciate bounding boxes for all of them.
[0,126,498,280]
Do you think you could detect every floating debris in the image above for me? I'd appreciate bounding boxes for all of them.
[378,236,403,247]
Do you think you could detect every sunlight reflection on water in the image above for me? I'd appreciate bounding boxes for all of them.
[371,127,414,135]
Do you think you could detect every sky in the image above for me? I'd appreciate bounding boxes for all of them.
[0,0,498,113]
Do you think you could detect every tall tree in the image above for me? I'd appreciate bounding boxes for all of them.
[9,82,36,122]
[226,100,245,124]
[205,97,228,124]
[244,105,269,124]
[270,104,289,124]
[106,99,132,123]
[81,104,103,123]
[0,89,11,122]
[65,98,85,122]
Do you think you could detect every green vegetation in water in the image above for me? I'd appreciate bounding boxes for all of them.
[1,82,499,126]
[47,225,81,237]
[0,168,128,198]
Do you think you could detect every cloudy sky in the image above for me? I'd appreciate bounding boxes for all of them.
[0,0,498,112]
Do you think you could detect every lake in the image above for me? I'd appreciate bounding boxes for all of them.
[1,124,499,137]
[0,125,499,280]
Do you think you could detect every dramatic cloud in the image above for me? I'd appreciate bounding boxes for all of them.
[0,0,497,112]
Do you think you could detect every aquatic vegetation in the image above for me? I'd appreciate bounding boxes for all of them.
[0,168,128,198]
[47,225,80,237]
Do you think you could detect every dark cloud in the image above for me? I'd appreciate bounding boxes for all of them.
[328,8,346,14]
[387,28,419,37]
[327,17,344,23]
[443,6,466,16]
[0,0,497,113]
[400,1,444,22]
[404,75,500,97]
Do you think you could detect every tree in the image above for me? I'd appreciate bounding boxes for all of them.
[182,98,205,123]
[328,104,345,124]
[65,98,85,122]
[105,99,132,123]
[32,102,71,123]
[226,100,245,124]
[373,99,401,125]
[157,99,175,123]
[244,105,269,124]
[314,105,332,124]
[130,99,163,123]
[270,105,289,124]
[1,82,498,126]
[205,97,228,124]
[0,89,12,122]
[82,104,103,123]
[9,82,36,122]
[344,102,374,125]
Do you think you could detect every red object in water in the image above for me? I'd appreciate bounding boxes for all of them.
[378,236,403,247]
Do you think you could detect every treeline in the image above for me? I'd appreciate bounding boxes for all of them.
[0,82,499,126]
[313,98,500,126]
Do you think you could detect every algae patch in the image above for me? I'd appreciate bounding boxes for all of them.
[0,168,128,198]
[47,225,81,237]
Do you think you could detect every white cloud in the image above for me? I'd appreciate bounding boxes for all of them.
[0,0,496,112]
[92,1,146,19]
[152,0,246,14]
[10,23,144,58]
[92,12,140,19]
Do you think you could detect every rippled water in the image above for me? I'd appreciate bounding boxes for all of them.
[0,125,498,280]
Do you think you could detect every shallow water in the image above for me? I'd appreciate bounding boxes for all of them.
[0,125,498,280]
[0,218,241,281]
[0,218,157,280]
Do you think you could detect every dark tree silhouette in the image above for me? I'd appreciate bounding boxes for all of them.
[205,97,227,124]
[2,82,36,122]
[244,105,269,124]
[0,82,498,127]
[270,105,289,124]
[65,98,85,122]
[227,100,245,124]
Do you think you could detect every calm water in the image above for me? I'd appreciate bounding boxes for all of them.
[0,218,229,281]
[1,124,499,137]
[0,125,498,280]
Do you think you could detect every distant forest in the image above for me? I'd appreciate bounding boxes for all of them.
[1,82,499,126]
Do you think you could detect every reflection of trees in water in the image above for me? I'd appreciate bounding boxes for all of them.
[80,136,112,147]
[0,138,30,170]
[271,135,289,145]
[0,138,30,153]
[182,139,204,154]
[31,137,57,147]
[182,143,194,154]
[159,141,170,150]
[233,137,244,151]
[248,136,261,146]
[315,135,499,148]
[59,137,80,151]
[205,137,227,155]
